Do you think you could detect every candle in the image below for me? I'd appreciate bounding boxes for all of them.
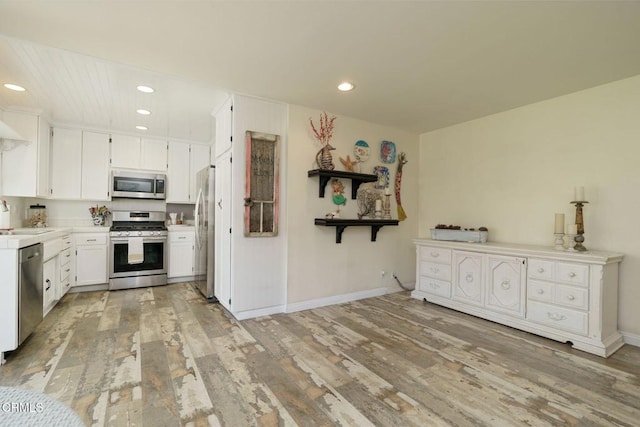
[554,213,564,234]
[574,186,585,201]
[375,199,382,211]
[567,224,578,235]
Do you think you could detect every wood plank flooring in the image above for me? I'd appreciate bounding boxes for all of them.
[1,283,639,426]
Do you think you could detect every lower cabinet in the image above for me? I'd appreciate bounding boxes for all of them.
[58,234,73,297]
[412,239,623,357]
[74,233,108,287]
[168,229,194,279]
[43,257,57,316]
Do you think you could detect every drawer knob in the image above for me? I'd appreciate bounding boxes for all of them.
[465,273,474,283]
[430,252,440,258]
[566,295,575,301]
[547,312,567,321]
[537,267,545,273]
[536,289,544,295]
[430,267,440,274]
[501,280,510,290]
[568,272,576,278]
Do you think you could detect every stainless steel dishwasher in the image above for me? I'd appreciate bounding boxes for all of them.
[18,243,43,345]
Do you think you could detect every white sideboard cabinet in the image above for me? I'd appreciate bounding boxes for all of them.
[412,239,624,357]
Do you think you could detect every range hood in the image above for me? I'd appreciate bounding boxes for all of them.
[0,119,29,152]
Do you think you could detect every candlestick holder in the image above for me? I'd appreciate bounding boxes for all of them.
[564,234,577,252]
[382,194,392,220]
[553,233,565,250]
[570,200,589,252]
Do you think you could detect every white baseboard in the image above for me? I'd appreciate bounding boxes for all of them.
[234,305,286,321]
[621,330,640,348]
[285,286,400,314]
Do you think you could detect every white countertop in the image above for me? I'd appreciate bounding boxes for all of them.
[0,226,110,249]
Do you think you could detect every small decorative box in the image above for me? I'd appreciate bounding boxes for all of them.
[430,228,488,243]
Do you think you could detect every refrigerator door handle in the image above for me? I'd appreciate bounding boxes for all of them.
[194,187,204,249]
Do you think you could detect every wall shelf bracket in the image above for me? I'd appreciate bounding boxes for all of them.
[314,218,399,243]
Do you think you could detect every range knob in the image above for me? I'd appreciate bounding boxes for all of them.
[137,231,143,236]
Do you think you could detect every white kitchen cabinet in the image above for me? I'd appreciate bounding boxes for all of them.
[412,239,623,357]
[166,141,210,203]
[0,111,50,197]
[58,234,73,297]
[81,131,110,200]
[50,127,82,199]
[74,233,108,287]
[167,142,190,202]
[111,134,167,171]
[43,257,56,316]
[214,97,233,158]
[168,229,194,278]
[215,150,232,309]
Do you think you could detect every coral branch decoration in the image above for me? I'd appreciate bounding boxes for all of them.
[310,112,337,170]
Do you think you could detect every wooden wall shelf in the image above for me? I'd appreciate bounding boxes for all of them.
[314,218,399,243]
[307,169,377,199]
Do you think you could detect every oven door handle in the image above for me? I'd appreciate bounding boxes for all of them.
[111,236,167,242]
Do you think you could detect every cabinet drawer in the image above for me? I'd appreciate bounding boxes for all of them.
[554,284,588,310]
[59,247,72,267]
[75,234,107,245]
[419,261,452,281]
[60,264,72,283]
[556,262,589,287]
[527,280,553,303]
[528,258,554,281]
[418,276,451,298]
[62,234,72,249]
[527,301,588,336]
[419,247,451,264]
[170,232,194,243]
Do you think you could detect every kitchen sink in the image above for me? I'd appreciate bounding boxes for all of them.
[0,229,54,236]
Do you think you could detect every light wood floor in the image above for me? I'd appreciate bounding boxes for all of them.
[1,283,639,426]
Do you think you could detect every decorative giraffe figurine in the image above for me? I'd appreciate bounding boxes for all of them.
[395,152,408,221]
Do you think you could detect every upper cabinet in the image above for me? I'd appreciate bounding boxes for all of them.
[166,141,210,203]
[50,128,82,199]
[50,129,110,200]
[111,134,167,172]
[81,131,110,200]
[214,97,233,159]
[0,111,50,198]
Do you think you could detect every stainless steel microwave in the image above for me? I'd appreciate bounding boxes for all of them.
[112,171,166,200]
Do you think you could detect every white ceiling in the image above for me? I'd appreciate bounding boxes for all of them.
[1,1,639,141]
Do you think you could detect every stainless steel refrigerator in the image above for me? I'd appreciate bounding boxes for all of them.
[194,165,217,301]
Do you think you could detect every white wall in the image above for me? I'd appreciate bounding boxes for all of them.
[286,104,419,307]
[419,74,640,338]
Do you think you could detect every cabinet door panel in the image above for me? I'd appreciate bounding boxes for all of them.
[452,251,483,306]
[486,255,525,317]
[167,142,190,202]
[141,138,167,171]
[50,128,82,199]
[111,134,140,169]
[81,131,110,200]
[1,112,39,196]
[76,245,107,286]
[190,144,210,202]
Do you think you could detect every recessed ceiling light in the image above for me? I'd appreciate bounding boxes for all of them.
[337,82,355,92]
[136,85,154,93]
[136,109,151,115]
[135,125,148,131]
[4,83,26,92]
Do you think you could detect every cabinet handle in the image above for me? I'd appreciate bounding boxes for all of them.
[537,267,545,273]
[430,267,440,274]
[45,279,51,291]
[465,273,474,283]
[178,236,186,239]
[536,289,544,295]
[429,282,440,289]
[430,252,440,258]
[218,199,223,209]
[66,254,71,258]
[566,295,575,301]
[568,272,576,278]
[501,280,510,290]
[86,239,97,242]
[547,312,566,321]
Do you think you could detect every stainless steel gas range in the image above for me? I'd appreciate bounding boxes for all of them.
[109,210,168,290]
